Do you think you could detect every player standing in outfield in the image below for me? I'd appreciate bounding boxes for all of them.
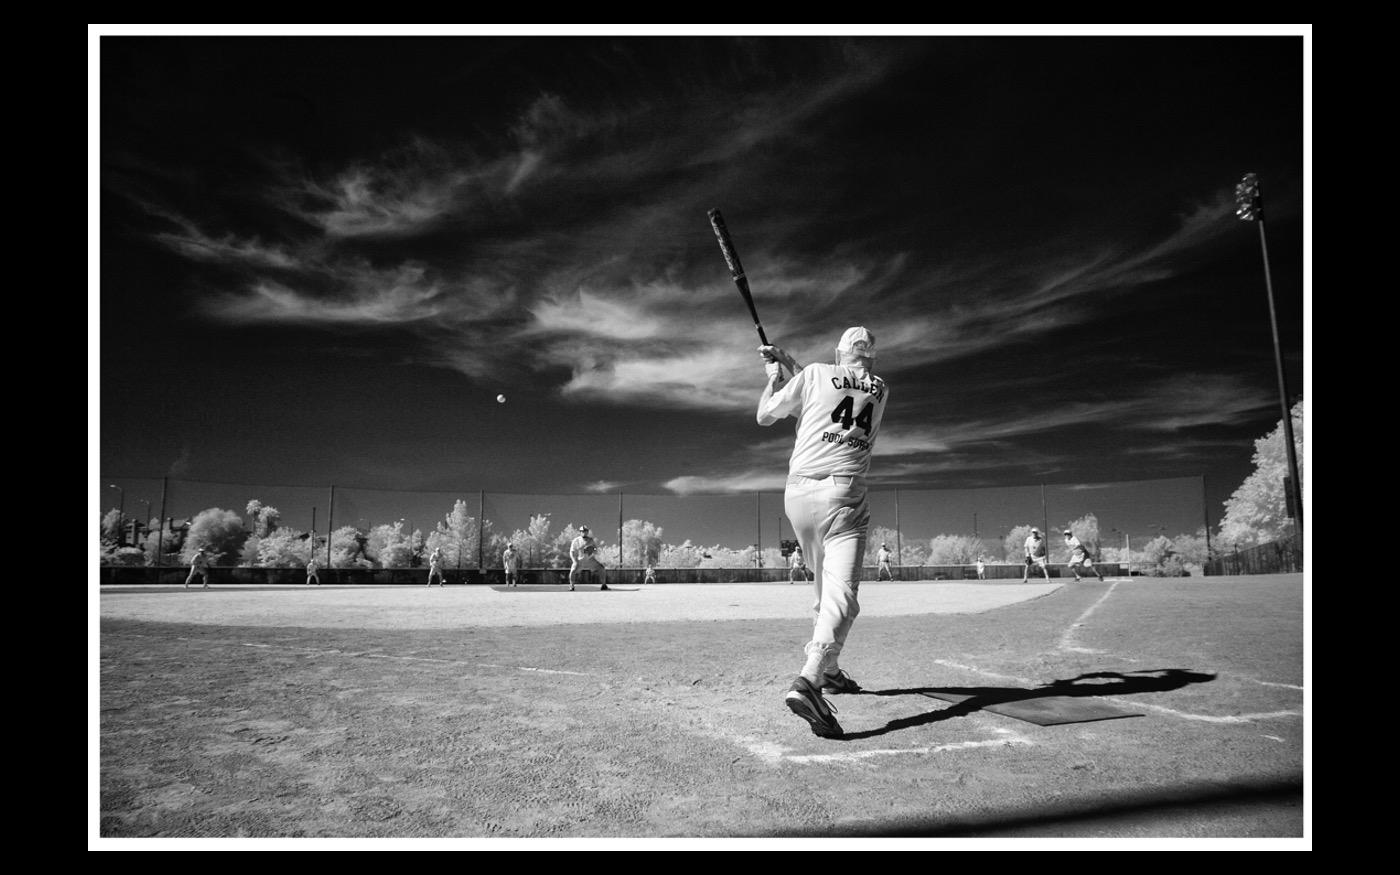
[306,554,320,586]
[758,326,887,739]
[876,543,894,580]
[644,562,656,585]
[1064,530,1105,582]
[568,525,609,591]
[426,546,446,587]
[502,543,520,587]
[976,555,987,580]
[788,545,809,584]
[1021,528,1052,583]
[185,547,211,589]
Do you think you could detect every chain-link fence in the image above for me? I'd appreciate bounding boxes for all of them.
[1204,536,1302,575]
[99,474,1214,573]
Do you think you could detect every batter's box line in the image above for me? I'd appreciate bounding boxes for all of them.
[739,727,1033,766]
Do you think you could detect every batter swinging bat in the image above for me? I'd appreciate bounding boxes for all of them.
[709,209,798,381]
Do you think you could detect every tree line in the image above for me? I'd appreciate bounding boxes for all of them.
[100,401,1303,577]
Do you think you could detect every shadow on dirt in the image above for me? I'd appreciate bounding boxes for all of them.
[840,669,1216,741]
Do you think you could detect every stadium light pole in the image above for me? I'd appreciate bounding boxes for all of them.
[1235,172,1303,542]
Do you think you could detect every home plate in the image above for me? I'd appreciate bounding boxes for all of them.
[921,690,1144,726]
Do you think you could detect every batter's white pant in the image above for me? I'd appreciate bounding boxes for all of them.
[784,473,868,668]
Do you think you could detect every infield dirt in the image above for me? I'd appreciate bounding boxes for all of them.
[97,575,1305,843]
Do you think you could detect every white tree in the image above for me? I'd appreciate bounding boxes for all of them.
[657,540,705,568]
[928,534,985,565]
[1219,400,1305,548]
[257,528,313,568]
[244,500,282,538]
[369,521,416,569]
[620,519,664,567]
[329,525,371,568]
[510,514,555,567]
[181,508,247,566]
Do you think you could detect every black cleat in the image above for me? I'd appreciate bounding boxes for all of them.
[785,676,843,738]
[821,669,862,695]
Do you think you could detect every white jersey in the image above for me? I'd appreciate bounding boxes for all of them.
[503,549,518,570]
[757,362,888,478]
[570,535,597,561]
[1065,535,1088,556]
[1025,535,1047,558]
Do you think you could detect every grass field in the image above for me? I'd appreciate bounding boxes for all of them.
[93,574,1308,847]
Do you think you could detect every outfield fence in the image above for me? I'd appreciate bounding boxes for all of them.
[98,562,1130,586]
[98,474,1210,571]
[1204,537,1302,576]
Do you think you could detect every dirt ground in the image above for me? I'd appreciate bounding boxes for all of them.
[94,575,1307,847]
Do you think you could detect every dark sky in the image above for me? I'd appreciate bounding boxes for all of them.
[95,29,1309,545]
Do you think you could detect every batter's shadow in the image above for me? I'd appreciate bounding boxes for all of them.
[838,669,1217,741]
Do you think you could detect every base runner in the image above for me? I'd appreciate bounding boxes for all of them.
[1064,530,1105,582]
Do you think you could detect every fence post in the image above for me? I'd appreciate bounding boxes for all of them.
[156,476,168,569]
[326,485,335,568]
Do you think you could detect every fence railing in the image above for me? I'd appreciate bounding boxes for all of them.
[1204,537,1302,575]
[99,563,1128,586]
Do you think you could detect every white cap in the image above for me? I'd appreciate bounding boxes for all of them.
[837,326,876,358]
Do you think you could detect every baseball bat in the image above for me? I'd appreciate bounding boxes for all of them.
[708,209,770,346]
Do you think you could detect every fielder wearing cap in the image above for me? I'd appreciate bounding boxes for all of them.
[757,325,888,739]
[568,525,607,591]
[1022,526,1051,582]
[1063,529,1104,582]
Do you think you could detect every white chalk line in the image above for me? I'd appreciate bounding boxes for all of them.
[1057,579,1120,652]
[740,727,1032,766]
[1100,698,1302,724]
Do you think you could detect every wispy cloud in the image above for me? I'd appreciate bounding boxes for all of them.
[200,263,457,326]
[663,471,790,495]
[278,140,476,238]
[126,48,1251,425]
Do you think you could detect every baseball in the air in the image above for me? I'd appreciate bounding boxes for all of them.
[496,394,506,404]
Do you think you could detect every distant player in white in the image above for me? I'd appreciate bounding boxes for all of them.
[644,562,656,585]
[306,555,320,586]
[568,525,608,591]
[758,326,887,739]
[1064,530,1104,582]
[788,546,809,584]
[976,555,986,580]
[426,546,446,587]
[1022,528,1052,582]
[185,547,211,589]
[502,544,520,587]
[875,543,894,580]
